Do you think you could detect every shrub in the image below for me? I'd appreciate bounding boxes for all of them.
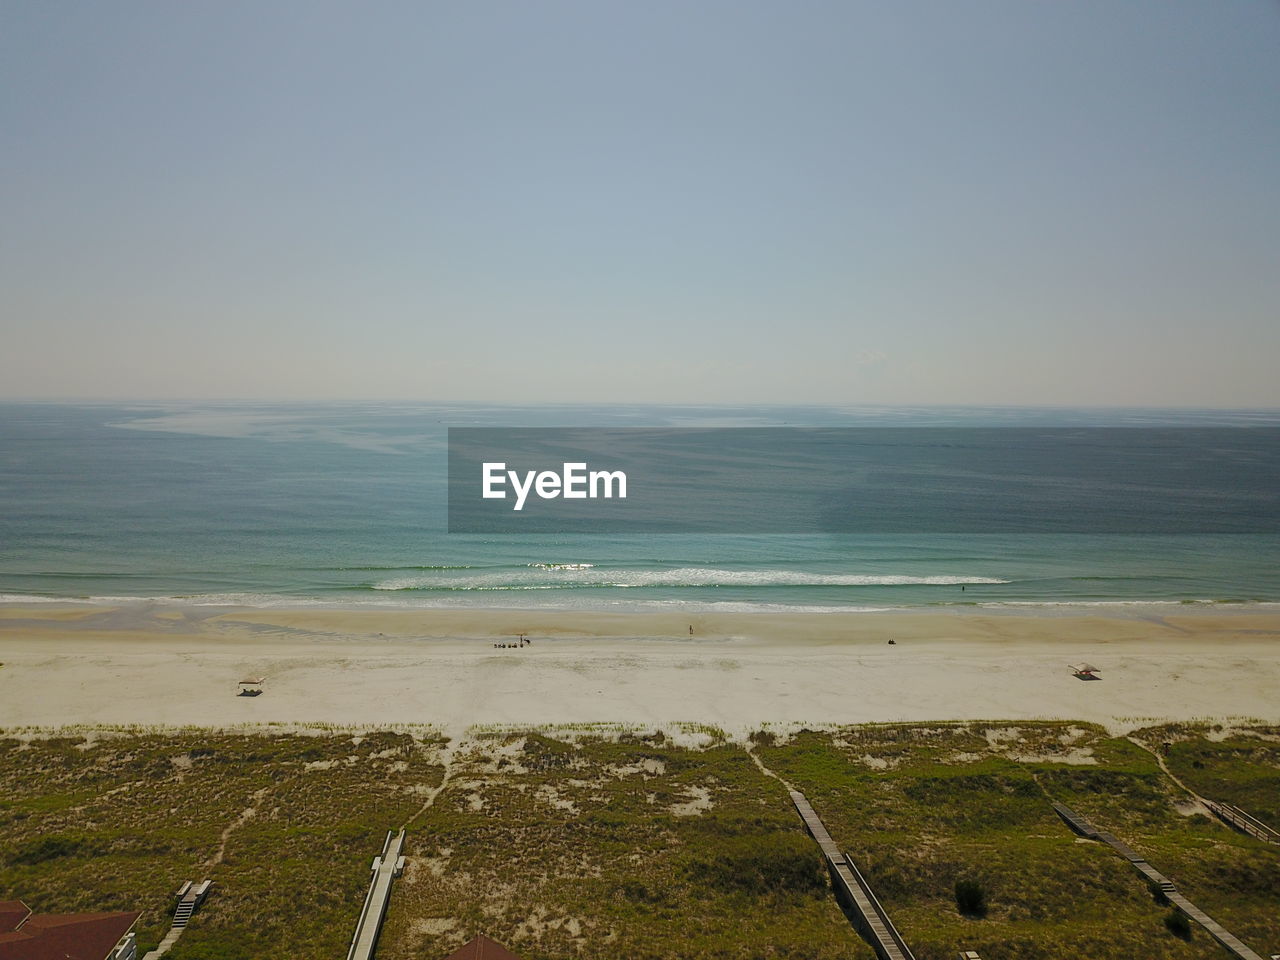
[685,832,826,897]
[10,832,100,865]
[955,878,988,917]
[1164,909,1192,939]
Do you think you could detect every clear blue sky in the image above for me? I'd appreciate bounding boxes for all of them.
[2,1,1278,405]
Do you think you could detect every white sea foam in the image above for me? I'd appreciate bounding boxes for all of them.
[976,600,1280,609]
[371,568,1012,591]
[0,593,81,604]
[2,592,1276,615]
[0,593,350,609]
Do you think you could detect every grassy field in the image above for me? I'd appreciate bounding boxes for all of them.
[0,728,447,959]
[378,727,854,960]
[1,722,1276,960]
[755,722,1280,960]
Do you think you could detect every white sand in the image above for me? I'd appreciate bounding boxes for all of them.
[1,603,1278,735]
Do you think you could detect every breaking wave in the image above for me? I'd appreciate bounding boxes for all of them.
[370,568,1012,591]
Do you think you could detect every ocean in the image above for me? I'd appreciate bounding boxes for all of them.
[1,401,1277,613]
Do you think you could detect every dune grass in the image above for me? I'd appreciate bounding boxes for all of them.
[755,722,1280,960]
[0,731,446,958]
[378,730,855,959]
[1,722,1276,959]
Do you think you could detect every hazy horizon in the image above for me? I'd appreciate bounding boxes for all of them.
[3,2,1278,407]
[5,397,1280,413]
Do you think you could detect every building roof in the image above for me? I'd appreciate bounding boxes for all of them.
[0,901,139,960]
[0,903,31,935]
[440,934,526,960]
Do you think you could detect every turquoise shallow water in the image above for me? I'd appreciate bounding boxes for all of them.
[1,402,1278,612]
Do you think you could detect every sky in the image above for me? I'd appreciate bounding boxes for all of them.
[2,1,1278,407]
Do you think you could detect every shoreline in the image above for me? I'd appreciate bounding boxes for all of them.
[5,591,1280,618]
[2,603,1278,734]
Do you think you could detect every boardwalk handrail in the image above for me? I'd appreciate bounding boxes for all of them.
[345,832,391,960]
[1204,799,1280,845]
[789,790,916,960]
[346,830,405,960]
[1050,802,1265,960]
[843,853,916,960]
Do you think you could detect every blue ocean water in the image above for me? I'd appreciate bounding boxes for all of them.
[1,401,1278,612]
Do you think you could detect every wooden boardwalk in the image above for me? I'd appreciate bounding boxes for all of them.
[1050,801,1099,839]
[1051,802,1266,960]
[141,879,211,960]
[790,791,916,960]
[346,829,406,960]
[1203,800,1280,846]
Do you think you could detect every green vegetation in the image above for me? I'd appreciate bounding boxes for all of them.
[755,721,1280,959]
[0,730,446,957]
[379,731,853,959]
[954,878,987,918]
[1164,909,1192,940]
[1147,723,1280,827]
[1,722,1277,960]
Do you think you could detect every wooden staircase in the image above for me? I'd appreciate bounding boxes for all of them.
[171,899,195,929]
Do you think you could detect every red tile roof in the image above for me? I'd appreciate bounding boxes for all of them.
[0,902,139,960]
[440,934,526,960]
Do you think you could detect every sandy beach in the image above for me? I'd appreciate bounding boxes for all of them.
[1,603,1278,734]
